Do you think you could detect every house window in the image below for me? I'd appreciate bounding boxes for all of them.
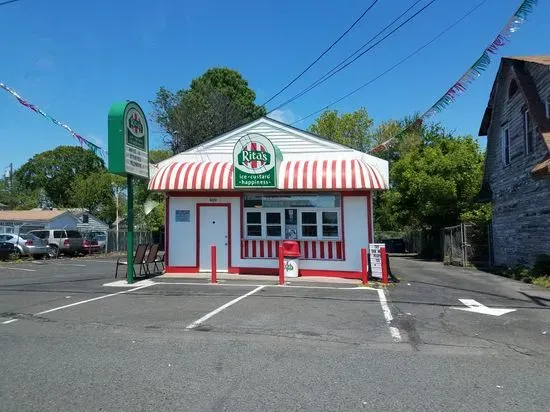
[502,128,510,166]
[508,79,518,99]
[82,214,89,224]
[523,109,534,154]
[246,211,262,237]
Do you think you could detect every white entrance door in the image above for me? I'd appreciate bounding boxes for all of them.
[199,206,229,271]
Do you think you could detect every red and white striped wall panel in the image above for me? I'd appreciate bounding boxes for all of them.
[241,240,344,260]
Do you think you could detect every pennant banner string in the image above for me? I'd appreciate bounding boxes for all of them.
[369,0,538,154]
[0,82,107,159]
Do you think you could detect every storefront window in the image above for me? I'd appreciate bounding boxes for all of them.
[246,211,262,237]
[243,194,341,240]
[301,212,318,237]
[322,211,339,237]
[266,212,282,237]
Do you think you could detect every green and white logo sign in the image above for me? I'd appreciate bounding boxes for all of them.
[108,101,149,179]
[233,133,281,188]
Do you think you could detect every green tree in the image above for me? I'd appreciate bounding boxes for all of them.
[308,108,374,151]
[70,171,117,222]
[133,149,172,230]
[15,146,105,207]
[151,68,266,153]
[375,123,485,231]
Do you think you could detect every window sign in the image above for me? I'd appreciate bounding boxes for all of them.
[175,210,190,223]
[285,209,298,239]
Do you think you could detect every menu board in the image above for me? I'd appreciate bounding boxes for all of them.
[369,243,385,279]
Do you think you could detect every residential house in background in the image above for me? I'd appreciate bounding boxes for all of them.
[0,210,79,234]
[478,56,550,267]
[64,209,109,233]
[0,209,109,235]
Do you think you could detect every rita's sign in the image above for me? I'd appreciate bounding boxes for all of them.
[233,133,281,188]
[108,101,149,179]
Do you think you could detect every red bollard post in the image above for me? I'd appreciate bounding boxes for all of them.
[381,245,388,284]
[278,245,285,285]
[211,245,217,284]
[361,248,368,285]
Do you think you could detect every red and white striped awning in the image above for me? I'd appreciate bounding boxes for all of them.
[149,158,386,191]
[149,161,233,191]
[278,159,386,190]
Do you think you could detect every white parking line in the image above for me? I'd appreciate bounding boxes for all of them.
[34,283,154,316]
[51,263,87,267]
[2,319,18,325]
[0,266,37,272]
[186,285,266,329]
[377,289,402,343]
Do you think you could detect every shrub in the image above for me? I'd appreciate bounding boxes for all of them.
[532,276,550,288]
[532,254,550,277]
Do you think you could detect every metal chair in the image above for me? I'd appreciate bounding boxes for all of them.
[143,243,162,275]
[115,244,149,279]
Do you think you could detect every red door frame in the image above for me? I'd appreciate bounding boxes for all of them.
[196,203,232,271]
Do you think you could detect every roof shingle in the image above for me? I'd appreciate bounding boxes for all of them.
[0,210,67,222]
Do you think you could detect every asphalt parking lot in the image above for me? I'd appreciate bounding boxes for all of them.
[1,256,549,411]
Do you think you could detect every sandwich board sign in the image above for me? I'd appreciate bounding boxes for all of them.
[108,101,149,179]
[233,133,282,188]
[369,243,385,279]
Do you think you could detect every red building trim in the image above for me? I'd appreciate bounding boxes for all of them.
[165,194,170,266]
[366,192,373,244]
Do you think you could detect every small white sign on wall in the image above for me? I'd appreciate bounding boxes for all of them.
[369,243,385,279]
[175,210,190,223]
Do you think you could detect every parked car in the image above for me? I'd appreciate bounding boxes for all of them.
[82,236,100,254]
[0,241,16,260]
[84,231,107,252]
[384,238,407,254]
[28,229,84,258]
[0,233,50,259]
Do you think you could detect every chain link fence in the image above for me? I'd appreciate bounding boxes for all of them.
[442,223,491,267]
[80,230,153,254]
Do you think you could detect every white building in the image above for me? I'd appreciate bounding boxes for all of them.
[149,117,389,278]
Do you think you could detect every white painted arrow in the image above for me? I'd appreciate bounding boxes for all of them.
[451,299,516,316]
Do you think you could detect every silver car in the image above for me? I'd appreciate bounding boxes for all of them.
[0,233,50,259]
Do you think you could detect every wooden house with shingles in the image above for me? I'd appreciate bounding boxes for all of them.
[478,56,550,267]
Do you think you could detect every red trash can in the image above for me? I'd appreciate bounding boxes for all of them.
[282,241,300,278]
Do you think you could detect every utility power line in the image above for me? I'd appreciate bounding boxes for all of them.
[261,0,380,107]
[268,0,439,114]
[292,0,488,125]
[0,0,23,7]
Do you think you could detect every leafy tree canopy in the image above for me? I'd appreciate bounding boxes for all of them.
[15,146,105,207]
[373,121,485,231]
[308,108,374,151]
[151,68,266,153]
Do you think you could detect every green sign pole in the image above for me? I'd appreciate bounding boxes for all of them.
[126,175,134,284]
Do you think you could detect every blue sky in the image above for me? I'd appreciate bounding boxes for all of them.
[1,0,548,171]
